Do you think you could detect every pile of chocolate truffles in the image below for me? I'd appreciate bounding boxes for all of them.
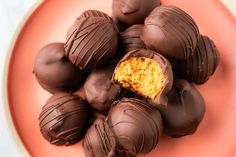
[34,0,220,157]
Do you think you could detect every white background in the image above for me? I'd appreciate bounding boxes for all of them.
[0,0,235,157]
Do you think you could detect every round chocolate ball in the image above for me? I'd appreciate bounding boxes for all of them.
[172,35,220,84]
[33,43,86,93]
[112,0,160,27]
[83,118,135,157]
[84,65,121,113]
[39,93,91,145]
[65,10,118,69]
[120,24,146,54]
[107,98,163,155]
[113,49,173,106]
[157,79,205,137]
[142,5,200,59]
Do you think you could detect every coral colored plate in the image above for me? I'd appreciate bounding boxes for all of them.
[6,0,236,157]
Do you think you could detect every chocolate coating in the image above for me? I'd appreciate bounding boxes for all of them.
[107,98,163,155]
[39,93,91,145]
[112,0,160,27]
[120,24,146,54]
[172,35,220,84]
[33,43,86,93]
[157,79,205,137]
[65,10,118,69]
[113,49,173,106]
[83,118,135,157]
[84,65,122,113]
[142,5,200,59]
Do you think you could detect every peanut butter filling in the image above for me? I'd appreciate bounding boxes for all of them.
[114,57,165,99]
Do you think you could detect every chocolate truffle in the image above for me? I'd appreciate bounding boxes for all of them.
[120,24,146,54]
[113,49,173,106]
[84,65,121,113]
[142,5,200,59]
[107,98,163,155]
[172,35,220,84]
[112,0,160,27]
[157,79,205,137]
[39,93,91,145]
[83,118,135,157]
[65,10,118,69]
[33,43,86,93]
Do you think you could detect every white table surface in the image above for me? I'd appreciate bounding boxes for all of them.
[0,0,235,157]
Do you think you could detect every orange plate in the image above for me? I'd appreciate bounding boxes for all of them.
[7,0,236,157]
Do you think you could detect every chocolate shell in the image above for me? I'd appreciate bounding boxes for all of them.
[112,0,160,27]
[142,5,200,59]
[120,24,146,54]
[65,10,118,69]
[39,93,91,145]
[113,49,173,106]
[84,64,122,113]
[157,79,205,137]
[107,98,163,155]
[33,43,86,93]
[172,35,220,84]
[83,118,135,157]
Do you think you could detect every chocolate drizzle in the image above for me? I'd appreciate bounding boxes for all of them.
[120,24,146,54]
[39,93,91,145]
[83,118,135,157]
[65,10,118,69]
[143,5,200,59]
[173,35,220,84]
[107,98,163,155]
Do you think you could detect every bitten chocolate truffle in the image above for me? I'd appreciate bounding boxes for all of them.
[172,35,220,84]
[83,118,135,157]
[113,49,173,106]
[84,65,121,113]
[65,10,118,69]
[142,5,200,59]
[112,0,160,27]
[120,24,146,54]
[33,43,86,93]
[107,98,163,155]
[157,79,205,137]
[39,93,91,145]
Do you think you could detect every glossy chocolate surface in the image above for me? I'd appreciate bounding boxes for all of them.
[172,35,220,84]
[84,65,121,113]
[142,5,200,59]
[107,98,163,155]
[65,10,118,69]
[157,79,205,137]
[33,43,86,93]
[39,93,91,145]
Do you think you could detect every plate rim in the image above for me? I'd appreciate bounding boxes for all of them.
[3,1,43,156]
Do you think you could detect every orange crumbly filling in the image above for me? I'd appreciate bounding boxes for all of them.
[114,57,165,99]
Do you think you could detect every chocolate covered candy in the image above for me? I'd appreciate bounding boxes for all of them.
[157,79,205,137]
[83,118,135,157]
[120,24,146,54]
[112,0,160,27]
[172,35,220,84]
[39,93,91,145]
[33,43,86,93]
[142,5,200,59]
[84,64,121,113]
[107,98,163,155]
[113,49,173,106]
[65,10,118,69]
